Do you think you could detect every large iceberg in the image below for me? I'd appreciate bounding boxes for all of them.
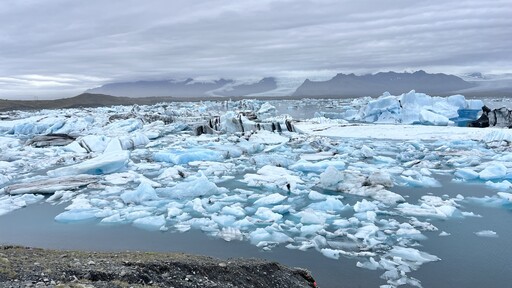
[356,90,483,126]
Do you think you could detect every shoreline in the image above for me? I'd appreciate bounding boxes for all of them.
[0,245,316,288]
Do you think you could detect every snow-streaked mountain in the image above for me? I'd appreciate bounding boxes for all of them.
[86,77,278,98]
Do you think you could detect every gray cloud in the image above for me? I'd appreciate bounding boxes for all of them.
[0,0,511,99]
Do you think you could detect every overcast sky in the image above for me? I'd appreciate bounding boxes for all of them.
[1,0,511,99]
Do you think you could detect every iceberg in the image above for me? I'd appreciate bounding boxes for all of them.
[355,90,481,126]
[479,163,507,180]
[48,139,129,177]
[475,230,498,237]
[4,175,98,195]
[153,148,225,164]
[120,182,159,204]
[161,173,224,199]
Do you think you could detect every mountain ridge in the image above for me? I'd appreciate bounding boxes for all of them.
[292,70,476,97]
[86,77,278,98]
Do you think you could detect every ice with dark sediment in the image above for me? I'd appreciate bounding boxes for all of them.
[0,93,511,287]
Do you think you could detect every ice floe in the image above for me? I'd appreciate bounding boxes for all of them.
[0,94,511,287]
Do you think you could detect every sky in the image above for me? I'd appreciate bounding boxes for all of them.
[0,0,511,99]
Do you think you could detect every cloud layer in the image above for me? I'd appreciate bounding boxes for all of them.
[1,0,511,99]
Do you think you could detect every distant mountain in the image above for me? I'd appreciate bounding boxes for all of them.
[86,77,278,98]
[292,70,476,97]
[215,77,278,97]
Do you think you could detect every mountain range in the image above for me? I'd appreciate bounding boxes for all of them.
[86,77,278,98]
[292,70,476,97]
[86,71,512,99]
[2,71,511,111]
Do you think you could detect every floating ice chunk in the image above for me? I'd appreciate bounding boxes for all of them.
[166,207,183,218]
[256,102,277,119]
[164,174,223,199]
[249,227,293,246]
[253,193,287,206]
[475,230,498,238]
[318,166,344,190]
[400,174,441,188]
[354,223,379,240]
[237,139,264,155]
[76,135,111,153]
[360,96,401,123]
[211,214,237,227]
[332,218,351,228]
[439,231,451,237]
[497,192,512,202]
[106,118,143,133]
[308,190,327,201]
[419,109,450,126]
[300,224,324,236]
[353,199,378,213]
[253,207,283,222]
[46,190,76,204]
[320,248,341,260]
[466,99,484,110]
[249,130,289,145]
[153,148,224,164]
[307,197,349,212]
[396,223,425,240]
[272,204,292,214]
[132,215,166,231]
[387,246,440,264]
[354,186,405,205]
[0,137,20,150]
[221,205,246,218]
[289,159,346,173]
[100,213,124,224]
[297,209,327,225]
[482,130,512,145]
[300,152,334,161]
[233,217,256,230]
[55,209,99,222]
[466,195,507,208]
[361,145,375,158]
[120,182,159,204]
[396,203,460,219]
[65,195,94,210]
[125,210,155,221]
[157,166,187,181]
[454,168,479,180]
[5,175,98,195]
[104,172,137,185]
[119,132,150,150]
[244,165,303,192]
[485,180,512,191]
[356,257,381,270]
[367,171,394,187]
[10,122,49,135]
[217,227,244,241]
[48,148,129,177]
[479,163,507,180]
[64,141,88,153]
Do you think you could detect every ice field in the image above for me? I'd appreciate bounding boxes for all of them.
[1,91,512,287]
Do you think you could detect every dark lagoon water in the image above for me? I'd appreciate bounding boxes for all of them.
[1,176,511,288]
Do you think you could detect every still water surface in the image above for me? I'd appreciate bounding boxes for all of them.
[1,176,511,288]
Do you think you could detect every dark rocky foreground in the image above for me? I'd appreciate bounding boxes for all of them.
[0,246,316,288]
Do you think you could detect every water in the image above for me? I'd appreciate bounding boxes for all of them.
[0,201,382,288]
[1,176,511,287]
